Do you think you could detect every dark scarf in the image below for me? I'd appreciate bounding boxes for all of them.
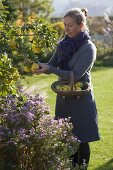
[58,31,90,70]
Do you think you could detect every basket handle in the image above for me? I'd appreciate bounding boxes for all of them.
[70,71,74,91]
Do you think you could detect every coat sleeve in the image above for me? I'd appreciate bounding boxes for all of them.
[47,42,96,82]
[72,43,96,81]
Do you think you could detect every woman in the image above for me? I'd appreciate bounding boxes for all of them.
[35,8,100,168]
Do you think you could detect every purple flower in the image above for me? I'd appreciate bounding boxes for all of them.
[0,92,79,169]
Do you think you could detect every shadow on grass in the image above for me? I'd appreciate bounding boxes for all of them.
[94,158,113,170]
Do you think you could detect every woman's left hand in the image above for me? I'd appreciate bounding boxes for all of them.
[34,62,49,74]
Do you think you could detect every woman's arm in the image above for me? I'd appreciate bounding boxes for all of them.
[72,43,96,81]
[48,43,96,81]
[35,47,59,74]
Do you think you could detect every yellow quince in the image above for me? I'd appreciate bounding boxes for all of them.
[9,39,17,49]
[31,63,40,73]
[32,44,41,54]
[23,66,31,73]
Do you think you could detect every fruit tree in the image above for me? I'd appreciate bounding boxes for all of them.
[0,2,58,96]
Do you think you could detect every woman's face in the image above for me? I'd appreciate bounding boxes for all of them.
[64,16,82,38]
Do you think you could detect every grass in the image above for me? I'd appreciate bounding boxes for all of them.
[21,67,113,170]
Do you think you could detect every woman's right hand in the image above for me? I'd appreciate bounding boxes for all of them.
[34,62,49,75]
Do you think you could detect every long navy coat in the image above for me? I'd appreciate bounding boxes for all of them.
[47,39,100,143]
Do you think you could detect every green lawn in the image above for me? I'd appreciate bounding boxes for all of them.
[21,67,113,170]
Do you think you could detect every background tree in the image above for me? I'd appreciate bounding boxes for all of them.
[2,0,54,22]
[2,0,17,20]
[103,7,113,46]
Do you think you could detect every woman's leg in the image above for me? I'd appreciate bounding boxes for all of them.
[72,143,90,168]
[70,151,79,167]
[78,143,90,166]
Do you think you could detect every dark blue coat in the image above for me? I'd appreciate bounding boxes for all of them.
[48,40,100,143]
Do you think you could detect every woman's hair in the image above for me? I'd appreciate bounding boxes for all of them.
[64,8,88,26]
[81,8,88,17]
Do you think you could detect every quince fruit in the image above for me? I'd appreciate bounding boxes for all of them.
[76,87,82,90]
[9,39,17,49]
[23,66,31,73]
[32,44,41,54]
[58,85,71,91]
[74,82,83,89]
[29,30,34,42]
[31,63,39,73]
[63,85,71,91]
[5,79,13,84]
[56,85,61,90]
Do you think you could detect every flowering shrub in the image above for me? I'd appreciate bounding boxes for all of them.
[0,93,80,169]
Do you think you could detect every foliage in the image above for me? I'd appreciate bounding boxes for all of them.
[0,3,58,74]
[52,21,65,39]
[0,93,80,169]
[90,8,113,66]
[2,0,17,21]
[103,8,113,47]
[103,7,113,36]
[94,41,113,66]
[2,0,54,20]
[37,21,65,63]
[88,16,105,35]
[0,53,20,97]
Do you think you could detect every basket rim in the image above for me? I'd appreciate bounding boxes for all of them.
[51,80,91,96]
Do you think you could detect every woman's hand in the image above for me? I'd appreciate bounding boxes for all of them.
[34,62,49,74]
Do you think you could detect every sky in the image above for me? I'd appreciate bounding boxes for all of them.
[52,0,113,16]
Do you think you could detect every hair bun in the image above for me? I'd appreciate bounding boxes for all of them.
[81,8,88,17]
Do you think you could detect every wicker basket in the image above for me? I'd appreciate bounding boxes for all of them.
[51,72,91,96]
[51,81,91,96]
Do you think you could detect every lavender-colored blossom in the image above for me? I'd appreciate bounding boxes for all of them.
[25,111,35,122]
[0,92,79,169]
